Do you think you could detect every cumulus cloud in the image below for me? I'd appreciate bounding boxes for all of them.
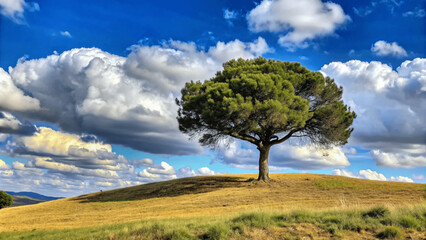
[29,157,120,178]
[389,176,414,182]
[0,38,274,196]
[131,158,154,168]
[0,159,10,170]
[6,127,130,177]
[358,169,387,181]
[178,166,216,177]
[247,0,349,49]
[137,161,177,180]
[0,125,217,196]
[371,150,426,168]
[0,0,39,23]
[371,40,408,57]
[0,111,36,135]
[1,137,215,196]
[0,68,40,112]
[14,127,112,157]
[321,58,426,168]
[215,140,349,170]
[333,169,414,182]
[4,38,270,155]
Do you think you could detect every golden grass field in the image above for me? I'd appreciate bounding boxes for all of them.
[1,173,424,234]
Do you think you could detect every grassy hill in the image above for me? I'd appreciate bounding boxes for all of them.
[11,195,46,207]
[0,173,424,239]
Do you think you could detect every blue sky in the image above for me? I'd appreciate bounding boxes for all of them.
[0,0,425,197]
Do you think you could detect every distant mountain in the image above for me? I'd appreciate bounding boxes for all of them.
[6,191,62,201]
[11,195,46,207]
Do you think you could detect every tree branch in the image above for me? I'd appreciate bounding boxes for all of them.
[270,129,299,145]
[230,132,259,145]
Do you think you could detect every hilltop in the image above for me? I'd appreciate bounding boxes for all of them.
[0,173,424,234]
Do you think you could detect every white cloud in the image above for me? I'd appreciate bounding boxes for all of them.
[0,134,8,142]
[5,127,134,179]
[1,151,215,197]
[0,111,36,136]
[60,31,72,38]
[343,147,357,155]
[371,150,426,168]
[223,9,237,20]
[138,161,176,178]
[0,68,40,112]
[177,166,216,177]
[197,167,215,175]
[223,8,238,24]
[0,112,21,130]
[321,58,426,168]
[31,157,120,178]
[0,0,39,23]
[247,0,349,50]
[389,176,414,183]
[5,38,270,155]
[216,140,349,170]
[17,127,112,157]
[131,158,154,168]
[0,159,10,170]
[333,169,414,182]
[371,40,408,57]
[0,0,26,21]
[358,169,387,181]
[332,169,357,178]
[0,38,275,196]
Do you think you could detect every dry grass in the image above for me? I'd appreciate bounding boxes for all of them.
[0,173,424,233]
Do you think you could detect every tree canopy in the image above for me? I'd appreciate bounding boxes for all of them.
[0,191,13,209]
[177,57,356,180]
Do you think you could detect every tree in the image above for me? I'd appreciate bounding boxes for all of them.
[176,58,356,181]
[0,191,13,209]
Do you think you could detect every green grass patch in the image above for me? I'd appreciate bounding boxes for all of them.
[362,206,389,218]
[377,226,403,239]
[398,216,420,229]
[232,212,274,228]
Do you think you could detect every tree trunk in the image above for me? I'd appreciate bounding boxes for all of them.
[258,145,271,181]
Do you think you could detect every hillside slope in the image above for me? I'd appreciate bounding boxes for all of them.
[11,195,46,207]
[0,173,424,232]
[6,191,62,201]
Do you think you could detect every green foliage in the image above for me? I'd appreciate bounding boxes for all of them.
[0,191,13,209]
[377,226,403,239]
[362,206,389,219]
[177,57,356,149]
[398,216,420,229]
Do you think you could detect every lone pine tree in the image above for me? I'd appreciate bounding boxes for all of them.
[177,58,355,181]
